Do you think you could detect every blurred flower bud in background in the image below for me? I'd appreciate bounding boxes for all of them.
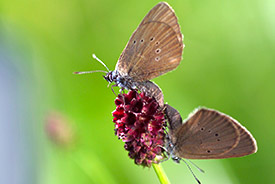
[45,112,75,148]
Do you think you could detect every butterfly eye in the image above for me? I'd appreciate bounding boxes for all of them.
[133,40,136,44]
[207,150,211,153]
[150,37,154,41]
[215,133,219,137]
[140,39,144,42]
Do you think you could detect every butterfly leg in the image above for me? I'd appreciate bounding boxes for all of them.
[119,88,126,94]
[156,144,171,163]
[118,88,129,104]
[110,84,118,96]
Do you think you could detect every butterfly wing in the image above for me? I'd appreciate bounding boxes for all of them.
[136,81,164,107]
[164,104,182,131]
[116,2,183,82]
[172,108,257,159]
[224,118,257,157]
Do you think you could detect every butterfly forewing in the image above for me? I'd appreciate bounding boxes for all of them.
[116,2,183,82]
[140,2,183,43]
[173,108,244,159]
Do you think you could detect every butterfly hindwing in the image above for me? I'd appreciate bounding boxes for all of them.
[171,108,257,159]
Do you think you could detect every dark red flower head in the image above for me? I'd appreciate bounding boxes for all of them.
[113,90,166,167]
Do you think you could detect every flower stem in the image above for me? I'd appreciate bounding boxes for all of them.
[152,163,171,184]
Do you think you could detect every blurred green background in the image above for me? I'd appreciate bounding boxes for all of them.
[1,0,274,183]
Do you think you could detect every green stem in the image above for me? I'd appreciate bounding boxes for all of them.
[152,163,171,184]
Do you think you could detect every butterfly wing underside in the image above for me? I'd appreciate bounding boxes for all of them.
[116,2,183,82]
[165,104,182,131]
[172,108,257,159]
[136,81,164,107]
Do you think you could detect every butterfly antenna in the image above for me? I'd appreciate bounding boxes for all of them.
[73,70,107,75]
[182,159,201,184]
[187,159,205,173]
[92,54,110,72]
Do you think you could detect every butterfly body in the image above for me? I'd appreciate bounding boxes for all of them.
[104,70,137,90]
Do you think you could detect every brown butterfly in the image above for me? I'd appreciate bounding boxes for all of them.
[164,104,257,161]
[75,2,184,107]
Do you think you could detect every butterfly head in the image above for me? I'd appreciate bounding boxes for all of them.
[104,70,138,90]
[103,70,119,83]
